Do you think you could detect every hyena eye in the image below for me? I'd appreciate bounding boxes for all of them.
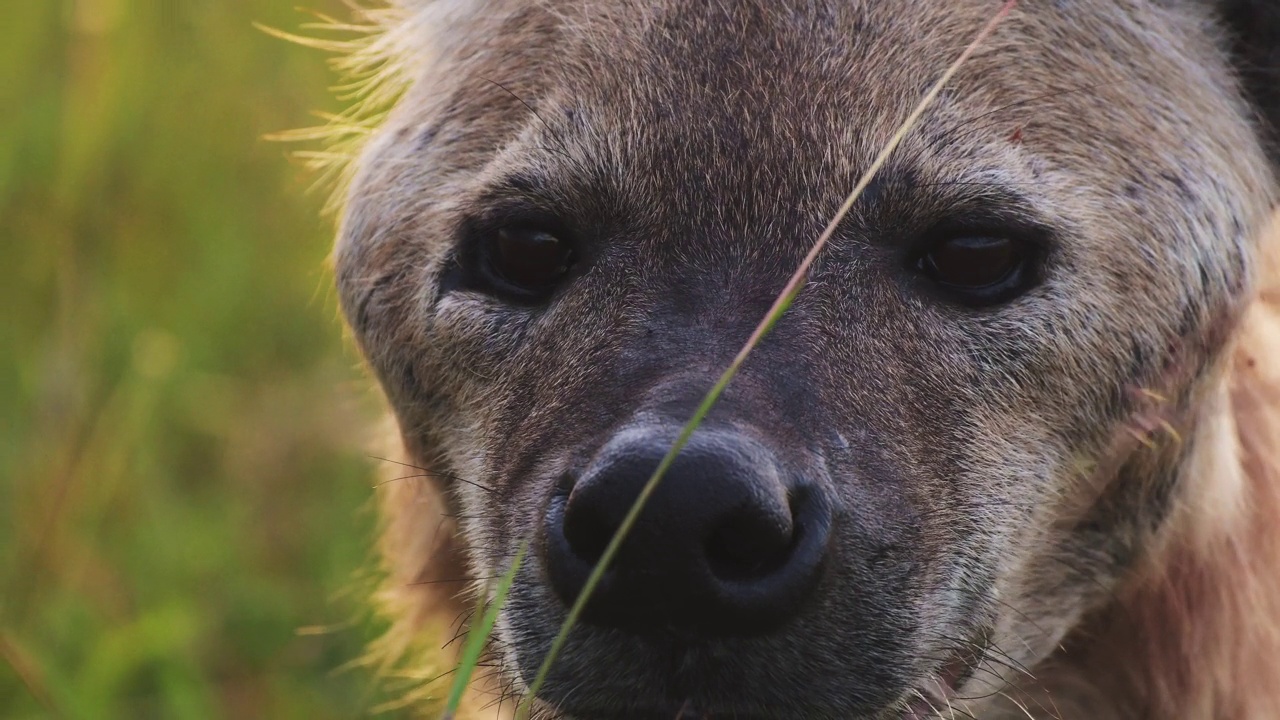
[480,226,575,298]
[915,235,1038,306]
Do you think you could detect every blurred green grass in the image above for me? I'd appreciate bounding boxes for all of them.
[1,1,404,717]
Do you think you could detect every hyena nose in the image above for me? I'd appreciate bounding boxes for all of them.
[544,425,833,635]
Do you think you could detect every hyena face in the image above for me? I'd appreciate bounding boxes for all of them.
[335,1,1276,717]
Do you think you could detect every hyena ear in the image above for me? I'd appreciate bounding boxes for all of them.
[1213,0,1280,162]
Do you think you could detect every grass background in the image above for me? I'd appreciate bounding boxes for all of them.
[1,1,406,717]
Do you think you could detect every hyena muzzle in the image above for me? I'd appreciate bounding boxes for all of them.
[330,1,1280,718]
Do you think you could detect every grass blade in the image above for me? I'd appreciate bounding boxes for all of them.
[441,542,528,720]
[514,3,1020,716]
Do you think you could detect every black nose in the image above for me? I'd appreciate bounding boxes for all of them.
[544,426,832,635]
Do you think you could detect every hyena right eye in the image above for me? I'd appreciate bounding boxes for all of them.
[912,230,1046,308]
[451,223,578,302]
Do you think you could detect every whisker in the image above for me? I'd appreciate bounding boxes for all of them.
[481,76,577,161]
[366,454,497,493]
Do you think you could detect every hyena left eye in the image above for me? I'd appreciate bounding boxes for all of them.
[915,234,1040,306]
[480,226,576,299]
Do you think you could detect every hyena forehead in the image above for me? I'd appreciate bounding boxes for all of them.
[339,0,1271,309]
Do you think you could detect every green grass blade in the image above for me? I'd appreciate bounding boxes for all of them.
[441,542,528,720]
[515,3,1019,716]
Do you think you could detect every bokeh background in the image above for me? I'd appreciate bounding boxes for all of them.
[2,1,407,717]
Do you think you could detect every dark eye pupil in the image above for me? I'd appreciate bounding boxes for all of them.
[923,236,1020,289]
[490,227,573,291]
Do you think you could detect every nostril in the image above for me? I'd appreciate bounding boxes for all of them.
[705,506,795,582]
[563,500,614,565]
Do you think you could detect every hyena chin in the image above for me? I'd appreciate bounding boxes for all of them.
[329,1,1280,718]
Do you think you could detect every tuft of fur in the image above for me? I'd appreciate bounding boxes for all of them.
[264,1,450,214]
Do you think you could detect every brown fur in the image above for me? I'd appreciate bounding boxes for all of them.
[985,215,1280,718]
[316,1,1280,717]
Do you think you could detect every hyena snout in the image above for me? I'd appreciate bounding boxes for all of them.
[543,425,834,636]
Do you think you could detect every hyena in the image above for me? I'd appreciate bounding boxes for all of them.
[328,1,1280,717]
